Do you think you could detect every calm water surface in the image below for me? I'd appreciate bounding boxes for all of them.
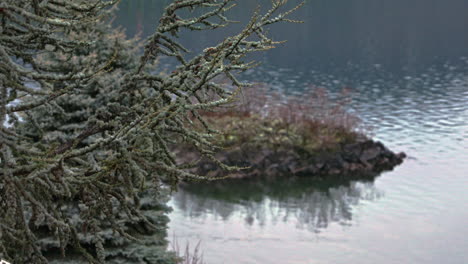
[116,1,468,263]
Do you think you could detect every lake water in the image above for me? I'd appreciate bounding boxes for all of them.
[116,1,468,263]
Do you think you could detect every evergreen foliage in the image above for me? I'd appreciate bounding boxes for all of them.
[0,0,303,262]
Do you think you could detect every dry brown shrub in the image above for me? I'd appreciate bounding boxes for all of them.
[196,82,368,151]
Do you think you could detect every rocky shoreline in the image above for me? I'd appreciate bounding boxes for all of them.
[191,138,406,179]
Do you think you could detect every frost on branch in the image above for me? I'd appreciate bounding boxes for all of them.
[0,0,303,262]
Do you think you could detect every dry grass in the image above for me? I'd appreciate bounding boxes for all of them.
[171,236,205,264]
[197,83,366,153]
[237,84,362,131]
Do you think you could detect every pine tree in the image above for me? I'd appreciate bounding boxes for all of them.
[0,0,303,262]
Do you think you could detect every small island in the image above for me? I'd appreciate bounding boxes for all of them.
[178,85,406,180]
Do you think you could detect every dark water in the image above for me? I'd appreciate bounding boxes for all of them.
[116,1,468,263]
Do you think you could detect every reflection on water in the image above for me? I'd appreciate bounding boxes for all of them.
[116,0,468,74]
[173,178,382,233]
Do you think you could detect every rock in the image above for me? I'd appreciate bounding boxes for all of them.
[179,138,406,180]
[360,146,382,162]
[342,144,362,163]
[397,152,407,160]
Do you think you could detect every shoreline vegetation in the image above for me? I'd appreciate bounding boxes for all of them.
[178,84,406,181]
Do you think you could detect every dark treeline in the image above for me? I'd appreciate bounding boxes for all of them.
[116,0,468,74]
